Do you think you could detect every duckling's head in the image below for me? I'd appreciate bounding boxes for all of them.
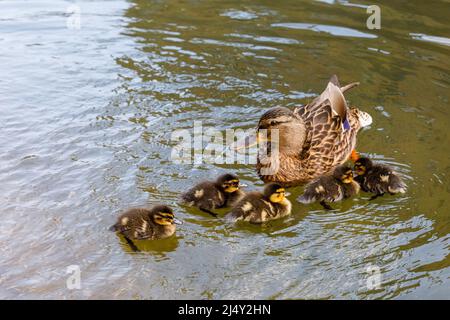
[333,165,354,184]
[264,183,289,203]
[354,157,373,176]
[257,107,306,155]
[216,173,240,193]
[150,205,182,226]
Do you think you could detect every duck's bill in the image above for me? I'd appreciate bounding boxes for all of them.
[173,218,183,225]
[284,192,291,197]
[232,133,258,151]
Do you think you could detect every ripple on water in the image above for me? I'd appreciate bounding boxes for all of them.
[1,0,449,299]
[271,22,378,38]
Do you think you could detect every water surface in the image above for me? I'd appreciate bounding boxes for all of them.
[0,0,449,299]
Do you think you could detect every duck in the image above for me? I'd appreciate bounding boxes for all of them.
[226,183,292,224]
[234,75,372,187]
[110,205,182,245]
[180,173,245,217]
[297,164,360,210]
[353,157,407,200]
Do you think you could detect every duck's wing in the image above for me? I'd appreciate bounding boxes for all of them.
[296,75,359,130]
[293,76,360,172]
[297,102,343,175]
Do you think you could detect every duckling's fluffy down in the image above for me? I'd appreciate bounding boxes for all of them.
[110,208,176,240]
[297,175,359,204]
[356,165,406,195]
[227,192,291,224]
[181,181,244,210]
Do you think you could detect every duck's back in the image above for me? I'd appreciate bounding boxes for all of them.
[295,103,360,180]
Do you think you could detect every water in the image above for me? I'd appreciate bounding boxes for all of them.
[0,0,449,299]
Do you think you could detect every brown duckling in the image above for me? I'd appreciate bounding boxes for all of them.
[354,157,406,200]
[181,173,245,217]
[297,165,360,210]
[110,205,182,243]
[226,183,292,224]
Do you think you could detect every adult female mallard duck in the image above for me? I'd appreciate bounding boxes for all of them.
[235,75,372,187]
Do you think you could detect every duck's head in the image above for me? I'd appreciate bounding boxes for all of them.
[232,107,306,156]
[264,183,290,203]
[216,173,241,193]
[333,165,354,184]
[354,157,373,176]
[150,205,183,226]
[256,107,306,155]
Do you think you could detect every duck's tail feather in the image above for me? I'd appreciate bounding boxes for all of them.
[329,74,341,87]
[329,75,359,93]
[340,82,360,93]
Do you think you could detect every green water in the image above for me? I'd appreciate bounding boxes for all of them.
[0,0,449,299]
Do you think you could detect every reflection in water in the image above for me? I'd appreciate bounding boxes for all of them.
[0,0,449,299]
[116,233,180,257]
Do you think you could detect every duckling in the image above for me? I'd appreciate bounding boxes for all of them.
[180,173,245,217]
[226,183,292,224]
[297,165,360,210]
[110,205,182,245]
[354,157,406,200]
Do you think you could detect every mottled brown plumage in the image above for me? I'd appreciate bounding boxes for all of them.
[181,173,245,217]
[297,165,360,210]
[354,157,406,199]
[110,205,181,240]
[253,75,372,187]
[226,183,292,224]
